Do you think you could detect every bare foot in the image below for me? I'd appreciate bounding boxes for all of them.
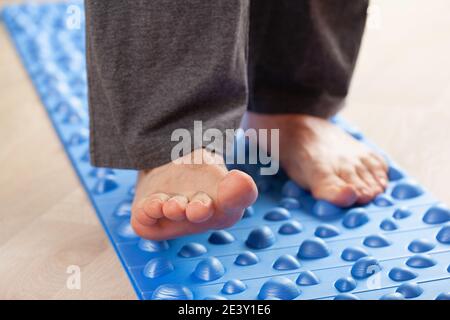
[244,112,388,207]
[131,149,258,240]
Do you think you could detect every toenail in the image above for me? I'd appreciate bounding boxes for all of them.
[143,199,161,212]
[169,199,181,206]
[191,199,206,206]
[172,197,187,207]
[148,198,161,205]
[143,199,162,208]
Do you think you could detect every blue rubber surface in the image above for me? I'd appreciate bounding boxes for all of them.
[2,2,449,300]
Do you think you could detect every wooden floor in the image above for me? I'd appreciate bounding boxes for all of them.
[0,0,449,299]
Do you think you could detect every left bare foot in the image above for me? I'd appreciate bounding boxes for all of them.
[131,148,258,240]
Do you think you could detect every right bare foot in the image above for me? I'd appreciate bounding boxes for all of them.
[130,149,258,240]
[244,112,389,207]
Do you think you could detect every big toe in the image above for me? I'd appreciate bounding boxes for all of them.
[216,170,258,224]
[311,174,358,207]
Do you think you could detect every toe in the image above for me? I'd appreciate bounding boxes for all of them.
[142,193,170,219]
[217,170,258,214]
[132,193,169,226]
[216,170,258,227]
[130,219,166,241]
[310,170,358,207]
[131,207,157,227]
[339,167,373,204]
[361,155,389,189]
[186,192,214,223]
[162,195,188,221]
[355,162,384,195]
[370,152,389,171]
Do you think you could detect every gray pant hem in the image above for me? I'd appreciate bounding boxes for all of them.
[249,93,345,119]
[90,116,243,170]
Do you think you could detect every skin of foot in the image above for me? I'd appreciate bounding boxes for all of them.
[243,112,389,207]
[131,148,258,240]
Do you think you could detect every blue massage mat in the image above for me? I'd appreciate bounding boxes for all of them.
[2,2,449,300]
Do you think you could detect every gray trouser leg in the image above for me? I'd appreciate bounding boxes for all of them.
[248,0,369,118]
[85,1,368,170]
[85,1,249,169]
